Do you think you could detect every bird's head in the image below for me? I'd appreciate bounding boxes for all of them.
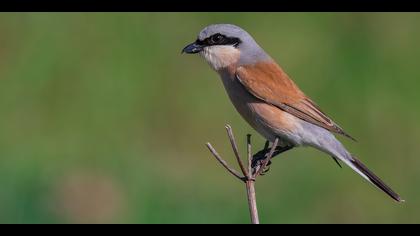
[182,24,270,71]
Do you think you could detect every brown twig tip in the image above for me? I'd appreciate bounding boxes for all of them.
[225,124,249,177]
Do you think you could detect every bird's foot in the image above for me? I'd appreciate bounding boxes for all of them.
[252,154,273,175]
[251,141,271,169]
[259,161,272,175]
[251,141,275,175]
[251,141,294,175]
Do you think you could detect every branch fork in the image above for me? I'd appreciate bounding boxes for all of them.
[206,124,279,224]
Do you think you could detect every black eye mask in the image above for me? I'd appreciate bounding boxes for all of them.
[196,33,241,47]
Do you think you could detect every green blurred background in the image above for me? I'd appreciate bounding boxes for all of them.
[0,13,418,224]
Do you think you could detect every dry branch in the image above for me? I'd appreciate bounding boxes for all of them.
[206,124,279,224]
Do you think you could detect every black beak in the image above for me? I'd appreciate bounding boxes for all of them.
[182,42,203,54]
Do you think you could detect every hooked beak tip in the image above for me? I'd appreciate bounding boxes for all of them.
[182,42,202,54]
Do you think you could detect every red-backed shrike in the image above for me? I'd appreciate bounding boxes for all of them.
[182,24,402,202]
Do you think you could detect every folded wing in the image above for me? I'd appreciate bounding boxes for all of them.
[236,61,355,141]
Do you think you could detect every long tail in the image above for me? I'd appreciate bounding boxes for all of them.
[342,155,403,202]
[306,125,403,202]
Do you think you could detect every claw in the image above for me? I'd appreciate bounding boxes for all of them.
[251,141,294,176]
[261,165,271,175]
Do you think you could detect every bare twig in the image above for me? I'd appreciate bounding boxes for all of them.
[206,143,245,181]
[206,124,282,224]
[247,134,252,179]
[225,125,248,177]
[246,180,259,224]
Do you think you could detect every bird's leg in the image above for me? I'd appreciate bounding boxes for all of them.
[251,141,270,169]
[259,145,294,174]
[251,141,293,174]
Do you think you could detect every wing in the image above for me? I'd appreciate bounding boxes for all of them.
[236,61,356,141]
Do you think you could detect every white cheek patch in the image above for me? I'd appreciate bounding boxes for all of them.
[200,46,240,71]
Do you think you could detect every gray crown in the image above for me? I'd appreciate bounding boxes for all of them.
[198,24,271,65]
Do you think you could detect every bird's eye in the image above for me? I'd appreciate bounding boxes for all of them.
[210,34,224,44]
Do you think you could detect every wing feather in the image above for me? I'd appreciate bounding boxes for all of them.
[236,62,355,141]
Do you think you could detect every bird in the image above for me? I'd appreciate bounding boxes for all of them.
[182,23,403,202]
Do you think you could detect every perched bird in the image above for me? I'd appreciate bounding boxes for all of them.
[182,23,403,202]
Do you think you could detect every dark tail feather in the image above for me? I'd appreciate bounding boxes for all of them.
[350,156,404,203]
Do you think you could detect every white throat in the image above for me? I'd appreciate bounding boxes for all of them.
[199,45,240,71]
